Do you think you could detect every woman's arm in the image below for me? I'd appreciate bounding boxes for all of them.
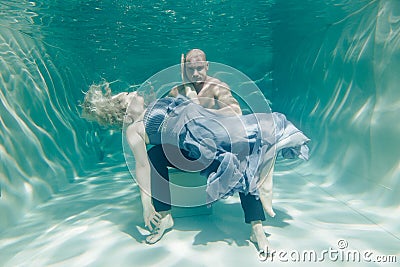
[126,122,161,230]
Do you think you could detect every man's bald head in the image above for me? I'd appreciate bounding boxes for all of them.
[185,49,207,62]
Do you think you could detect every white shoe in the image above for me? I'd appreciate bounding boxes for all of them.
[145,214,174,244]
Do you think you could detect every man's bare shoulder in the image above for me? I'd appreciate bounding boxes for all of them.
[207,77,229,88]
[206,76,230,89]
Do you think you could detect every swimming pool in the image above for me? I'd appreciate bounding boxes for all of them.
[0,0,399,266]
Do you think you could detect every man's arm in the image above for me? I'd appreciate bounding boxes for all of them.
[212,82,242,115]
[169,84,199,104]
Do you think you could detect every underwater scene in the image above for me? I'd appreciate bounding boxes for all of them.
[0,0,399,266]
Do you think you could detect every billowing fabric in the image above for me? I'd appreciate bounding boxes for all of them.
[143,96,310,203]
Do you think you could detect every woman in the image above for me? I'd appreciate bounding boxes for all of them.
[81,81,310,252]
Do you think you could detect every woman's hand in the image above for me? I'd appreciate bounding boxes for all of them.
[143,201,162,231]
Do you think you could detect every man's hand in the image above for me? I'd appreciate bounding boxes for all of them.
[185,87,200,104]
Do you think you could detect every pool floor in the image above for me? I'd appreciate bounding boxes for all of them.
[0,162,398,267]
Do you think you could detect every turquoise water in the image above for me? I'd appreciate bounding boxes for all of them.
[0,0,399,266]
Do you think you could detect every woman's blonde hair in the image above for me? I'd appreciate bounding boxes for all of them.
[80,81,129,128]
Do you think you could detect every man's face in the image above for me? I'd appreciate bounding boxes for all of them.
[184,57,208,84]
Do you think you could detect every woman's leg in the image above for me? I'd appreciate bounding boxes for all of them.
[258,153,276,217]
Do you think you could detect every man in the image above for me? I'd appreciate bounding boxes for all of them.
[146,49,272,252]
[169,49,241,115]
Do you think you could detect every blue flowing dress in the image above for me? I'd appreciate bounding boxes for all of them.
[143,96,310,203]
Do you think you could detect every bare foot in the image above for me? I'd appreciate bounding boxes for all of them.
[250,221,271,255]
[145,213,174,244]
